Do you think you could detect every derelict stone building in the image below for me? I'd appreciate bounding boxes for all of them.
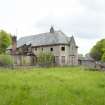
[7,27,78,66]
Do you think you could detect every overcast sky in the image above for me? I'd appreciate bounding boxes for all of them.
[0,0,105,54]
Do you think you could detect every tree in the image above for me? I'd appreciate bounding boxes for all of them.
[101,52,105,62]
[90,39,105,61]
[0,30,11,54]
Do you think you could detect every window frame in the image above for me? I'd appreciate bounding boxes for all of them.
[61,46,65,51]
[50,47,53,51]
[61,56,65,64]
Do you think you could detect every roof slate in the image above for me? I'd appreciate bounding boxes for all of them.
[17,31,71,48]
[7,30,71,49]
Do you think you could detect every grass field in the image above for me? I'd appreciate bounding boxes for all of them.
[0,67,105,105]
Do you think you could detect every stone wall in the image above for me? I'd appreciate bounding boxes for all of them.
[32,44,78,66]
[12,55,36,66]
[78,60,95,68]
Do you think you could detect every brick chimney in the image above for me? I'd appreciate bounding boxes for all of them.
[12,36,17,55]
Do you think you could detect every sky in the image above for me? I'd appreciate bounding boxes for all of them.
[0,0,105,55]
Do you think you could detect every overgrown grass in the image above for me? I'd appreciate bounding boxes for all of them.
[0,67,105,105]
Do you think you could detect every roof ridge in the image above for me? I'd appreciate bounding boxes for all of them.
[19,30,62,40]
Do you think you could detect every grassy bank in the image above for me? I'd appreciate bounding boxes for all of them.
[0,67,105,105]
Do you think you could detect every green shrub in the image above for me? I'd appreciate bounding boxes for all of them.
[37,52,54,67]
[0,54,13,66]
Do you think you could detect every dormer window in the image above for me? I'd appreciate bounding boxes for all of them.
[61,46,65,51]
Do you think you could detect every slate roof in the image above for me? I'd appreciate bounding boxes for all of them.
[7,30,72,49]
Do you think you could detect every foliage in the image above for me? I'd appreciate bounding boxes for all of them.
[0,30,11,54]
[37,52,54,66]
[0,54,13,66]
[101,52,105,62]
[90,39,105,61]
[0,67,105,105]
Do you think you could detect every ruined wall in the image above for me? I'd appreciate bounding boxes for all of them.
[12,55,35,66]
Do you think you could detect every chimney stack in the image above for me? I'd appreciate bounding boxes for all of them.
[12,36,17,55]
[50,26,55,33]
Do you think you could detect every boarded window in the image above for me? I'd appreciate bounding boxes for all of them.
[71,56,75,65]
[61,56,65,64]
[69,56,71,64]
[55,56,59,64]
[69,56,75,65]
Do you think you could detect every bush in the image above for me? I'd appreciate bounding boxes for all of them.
[37,52,54,67]
[0,54,13,66]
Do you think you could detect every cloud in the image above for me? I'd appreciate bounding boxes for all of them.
[35,8,105,39]
[0,0,105,54]
[80,0,105,13]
